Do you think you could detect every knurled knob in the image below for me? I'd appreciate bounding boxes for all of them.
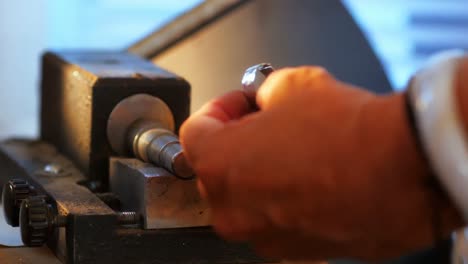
[2,179,32,227]
[20,196,51,247]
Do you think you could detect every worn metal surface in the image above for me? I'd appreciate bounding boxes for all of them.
[110,158,209,229]
[128,0,250,58]
[40,51,191,186]
[153,0,392,113]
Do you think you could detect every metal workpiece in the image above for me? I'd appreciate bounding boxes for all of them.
[107,94,175,155]
[108,94,193,179]
[109,158,210,229]
[132,127,193,179]
[242,63,275,103]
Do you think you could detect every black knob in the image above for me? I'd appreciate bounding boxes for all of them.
[2,179,32,227]
[19,196,51,247]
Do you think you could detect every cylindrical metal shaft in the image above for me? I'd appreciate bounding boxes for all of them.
[130,124,194,179]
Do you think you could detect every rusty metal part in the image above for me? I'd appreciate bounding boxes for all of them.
[109,158,209,229]
[242,63,275,103]
[128,0,251,58]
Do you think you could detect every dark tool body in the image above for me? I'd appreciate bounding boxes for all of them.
[40,51,191,187]
[0,51,263,263]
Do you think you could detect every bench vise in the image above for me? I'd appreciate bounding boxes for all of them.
[0,51,264,264]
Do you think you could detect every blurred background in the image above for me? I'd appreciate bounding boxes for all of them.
[0,0,467,139]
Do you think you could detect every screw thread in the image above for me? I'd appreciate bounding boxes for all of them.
[117,212,139,225]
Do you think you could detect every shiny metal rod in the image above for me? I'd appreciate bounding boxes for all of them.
[128,121,194,179]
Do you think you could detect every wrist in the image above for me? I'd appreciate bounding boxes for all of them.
[362,93,463,257]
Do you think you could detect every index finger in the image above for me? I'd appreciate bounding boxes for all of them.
[180,90,255,164]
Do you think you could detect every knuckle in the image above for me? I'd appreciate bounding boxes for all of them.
[267,67,298,86]
[300,66,330,77]
[296,66,334,86]
[270,66,334,92]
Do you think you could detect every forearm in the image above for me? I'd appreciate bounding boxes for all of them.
[181,65,466,261]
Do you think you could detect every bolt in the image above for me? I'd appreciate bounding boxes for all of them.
[117,212,140,226]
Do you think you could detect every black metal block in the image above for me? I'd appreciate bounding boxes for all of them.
[39,51,191,185]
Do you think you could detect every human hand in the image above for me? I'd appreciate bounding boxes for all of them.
[180,67,463,261]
